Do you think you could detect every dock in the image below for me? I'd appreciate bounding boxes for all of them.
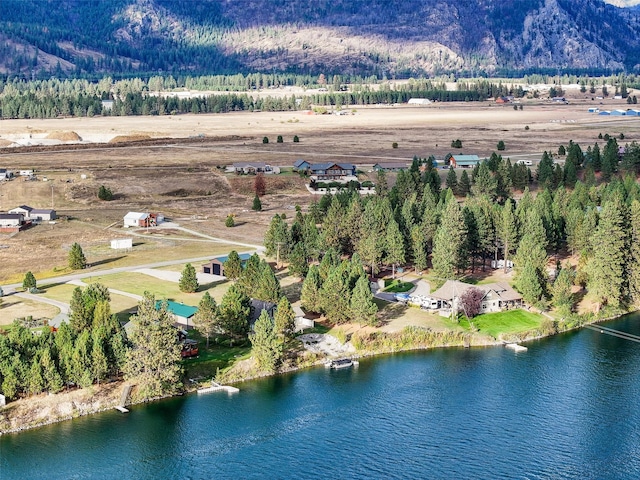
[115,384,133,413]
[197,381,239,394]
[505,343,528,352]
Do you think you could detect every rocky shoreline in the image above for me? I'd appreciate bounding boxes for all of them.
[0,311,632,436]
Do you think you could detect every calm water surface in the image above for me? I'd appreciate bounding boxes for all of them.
[2,314,640,479]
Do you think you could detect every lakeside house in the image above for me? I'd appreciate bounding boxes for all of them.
[157,300,198,329]
[429,280,523,317]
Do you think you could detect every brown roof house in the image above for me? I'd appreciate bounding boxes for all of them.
[429,280,523,317]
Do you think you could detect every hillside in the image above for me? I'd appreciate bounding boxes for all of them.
[1,0,640,78]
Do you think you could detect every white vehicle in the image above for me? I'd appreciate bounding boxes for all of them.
[516,160,533,166]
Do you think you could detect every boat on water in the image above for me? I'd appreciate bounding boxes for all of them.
[326,358,359,369]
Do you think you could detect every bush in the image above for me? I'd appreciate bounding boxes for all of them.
[620,133,625,140]
[22,271,37,291]
[252,194,262,211]
[277,135,283,143]
[525,125,530,130]
[497,140,506,151]
[97,185,113,201]
[392,142,398,149]
[293,135,299,143]
[225,214,235,227]
[262,136,269,144]
[558,145,566,155]
[451,139,462,148]
[361,181,374,188]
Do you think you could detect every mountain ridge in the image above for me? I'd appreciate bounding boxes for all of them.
[1,0,640,78]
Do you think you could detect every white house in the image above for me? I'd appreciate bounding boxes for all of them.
[293,305,314,332]
[0,213,24,227]
[30,209,56,222]
[123,212,150,228]
[8,205,33,217]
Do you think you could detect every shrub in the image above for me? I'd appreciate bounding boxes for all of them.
[451,139,462,148]
[293,135,299,142]
[277,135,283,143]
[497,140,506,151]
[392,142,398,149]
[558,145,566,156]
[97,185,113,201]
[252,194,262,211]
[525,125,530,130]
[225,214,235,227]
[22,271,37,291]
[262,136,269,144]
[620,133,625,140]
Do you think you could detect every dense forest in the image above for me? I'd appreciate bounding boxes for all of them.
[264,139,640,326]
[1,0,640,78]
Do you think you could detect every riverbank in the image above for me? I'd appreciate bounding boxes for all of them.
[0,307,631,435]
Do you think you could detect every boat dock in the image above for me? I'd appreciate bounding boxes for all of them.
[197,381,239,394]
[505,343,528,352]
[325,358,359,369]
[115,385,133,413]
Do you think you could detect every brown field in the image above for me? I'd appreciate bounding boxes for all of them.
[1,101,639,282]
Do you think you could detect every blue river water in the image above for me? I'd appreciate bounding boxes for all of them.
[2,314,640,479]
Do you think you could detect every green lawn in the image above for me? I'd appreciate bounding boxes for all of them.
[182,331,252,380]
[384,280,414,293]
[472,310,543,338]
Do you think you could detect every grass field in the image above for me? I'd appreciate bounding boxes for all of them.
[471,309,543,338]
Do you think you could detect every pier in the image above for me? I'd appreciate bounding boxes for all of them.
[585,324,640,343]
[197,381,239,394]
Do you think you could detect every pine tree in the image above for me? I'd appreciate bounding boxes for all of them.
[587,196,629,309]
[124,293,183,401]
[237,253,261,296]
[514,209,548,304]
[41,346,63,394]
[446,167,458,195]
[218,285,251,339]
[384,218,405,278]
[28,354,45,395]
[264,214,290,258]
[91,330,109,384]
[193,292,218,347]
[250,310,282,373]
[432,197,467,279]
[255,261,281,303]
[225,214,235,227]
[552,267,575,316]
[518,263,544,305]
[22,271,36,291]
[628,200,640,305]
[288,242,309,278]
[499,200,518,273]
[471,162,498,200]
[350,275,378,325]
[68,242,87,270]
[179,263,199,293]
[252,194,262,211]
[72,330,94,388]
[301,265,322,313]
[458,170,471,197]
[319,266,351,323]
[537,151,555,188]
[223,251,243,281]
[69,286,89,332]
[274,296,296,340]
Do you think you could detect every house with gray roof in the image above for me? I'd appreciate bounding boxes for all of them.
[429,280,523,316]
[449,155,481,168]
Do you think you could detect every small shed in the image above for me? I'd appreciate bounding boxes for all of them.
[111,238,133,250]
[124,212,150,228]
[202,252,252,276]
[293,305,314,332]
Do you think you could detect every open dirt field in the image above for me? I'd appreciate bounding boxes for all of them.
[1,101,640,283]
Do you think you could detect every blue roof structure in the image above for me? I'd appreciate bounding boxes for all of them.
[214,253,252,264]
[156,300,198,319]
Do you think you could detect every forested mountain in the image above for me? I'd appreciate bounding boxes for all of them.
[2,0,640,78]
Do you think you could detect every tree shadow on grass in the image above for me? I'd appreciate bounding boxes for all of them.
[375,299,407,327]
[88,256,126,268]
[282,281,302,302]
[198,279,229,292]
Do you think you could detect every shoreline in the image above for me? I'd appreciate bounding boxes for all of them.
[0,309,634,436]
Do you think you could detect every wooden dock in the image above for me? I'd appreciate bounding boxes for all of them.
[115,385,133,413]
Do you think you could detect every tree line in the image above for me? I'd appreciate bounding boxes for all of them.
[265,144,640,324]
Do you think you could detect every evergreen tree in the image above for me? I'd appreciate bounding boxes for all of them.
[225,214,235,227]
[255,261,282,303]
[514,209,548,304]
[264,214,290,259]
[537,151,555,189]
[319,266,351,323]
[237,253,261,296]
[218,285,251,339]
[274,296,296,340]
[471,162,498,200]
[499,200,518,273]
[125,293,183,401]
[350,275,378,325]
[252,194,262,211]
[301,265,323,313]
[193,292,219,348]
[628,200,640,305]
[91,330,109,384]
[250,309,282,373]
[22,271,36,291]
[288,242,309,279]
[432,198,467,279]
[587,196,629,309]
[321,196,347,253]
[179,263,199,293]
[458,170,471,197]
[518,263,544,306]
[69,286,89,332]
[384,218,406,278]
[223,250,243,281]
[446,167,458,195]
[552,267,575,316]
[71,330,94,388]
[41,346,63,394]
[28,354,45,395]
[97,185,113,201]
[68,242,87,270]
